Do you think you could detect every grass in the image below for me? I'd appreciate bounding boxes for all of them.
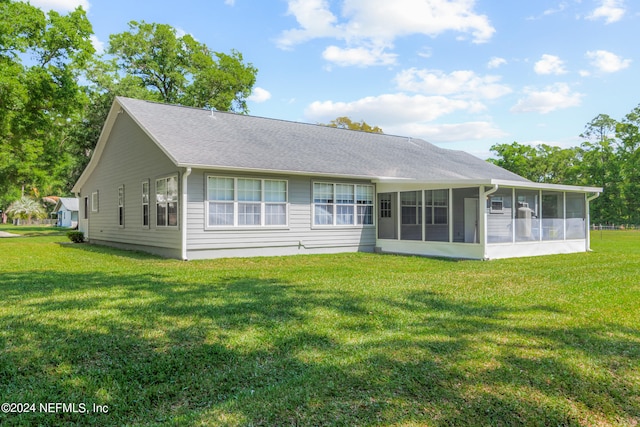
[0,225,638,426]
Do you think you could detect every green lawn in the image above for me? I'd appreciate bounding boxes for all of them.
[1,226,638,426]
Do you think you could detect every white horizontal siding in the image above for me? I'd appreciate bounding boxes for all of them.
[185,170,375,257]
[80,112,182,251]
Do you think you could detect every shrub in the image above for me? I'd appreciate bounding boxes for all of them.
[67,231,85,243]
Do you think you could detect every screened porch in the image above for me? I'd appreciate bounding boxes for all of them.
[374,180,601,260]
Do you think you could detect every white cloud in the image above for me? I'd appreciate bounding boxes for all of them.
[277,0,339,49]
[388,121,508,143]
[586,50,631,73]
[305,93,484,125]
[487,57,507,69]
[543,2,569,16]
[340,0,495,43]
[511,83,583,114]
[526,2,569,20]
[534,54,568,75]
[224,0,236,5]
[322,45,397,67]
[586,0,626,23]
[277,0,495,59]
[305,94,505,144]
[28,0,89,12]
[248,87,272,103]
[90,35,104,54]
[394,68,512,100]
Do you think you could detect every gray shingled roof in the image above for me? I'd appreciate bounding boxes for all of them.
[118,97,529,183]
[56,197,78,211]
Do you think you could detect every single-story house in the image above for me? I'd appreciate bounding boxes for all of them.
[54,197,79,228]
[72,97,602,260]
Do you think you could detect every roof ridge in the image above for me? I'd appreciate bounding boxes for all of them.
[115,96,421,142]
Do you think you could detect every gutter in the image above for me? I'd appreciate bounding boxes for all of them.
[480,184,499,260]
[586,191,601,253]
[587,192,601,203]
[181,167,192,260]
[482,183,499,198]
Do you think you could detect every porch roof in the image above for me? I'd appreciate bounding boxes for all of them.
[373,178,602,194]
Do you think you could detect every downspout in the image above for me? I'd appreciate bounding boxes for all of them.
[586,192,601,252]
[181,167,192,260]
[480,184,499,259]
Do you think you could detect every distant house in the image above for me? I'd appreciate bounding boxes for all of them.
[72,97,602,260]
[54,197,79,228]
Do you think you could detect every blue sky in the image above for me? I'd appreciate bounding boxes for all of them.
[31,0,638,158]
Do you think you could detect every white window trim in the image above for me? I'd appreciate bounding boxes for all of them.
[118,185,125,228]
[141,180,150,229]
[312,181,375,228]
[91,191,99,213]
[205,176,289,230]
[156,175,179,228]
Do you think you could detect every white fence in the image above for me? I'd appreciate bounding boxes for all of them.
[592,224,640,231]
[11,219,58,226]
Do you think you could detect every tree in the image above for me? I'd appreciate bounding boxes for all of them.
[322,116,383,133]
[6,196,46,225]
[105,21,257,112]
[578,114,623,224]
[64,21,259,187]
[616,105,640,223]
[0,1,95,209]
[488,106,640,225]
[488,142,578,184]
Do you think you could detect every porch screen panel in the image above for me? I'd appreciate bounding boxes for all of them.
[566,192,586,239]
[515,189,540,242]
[401,191,422,240]
[542,191,564,240]
[425,189,449,242]
[486,187,512,243]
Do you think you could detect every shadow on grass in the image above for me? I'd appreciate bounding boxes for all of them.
[0,269,638,426]
[0,225,72,236]
[58,241,164,260]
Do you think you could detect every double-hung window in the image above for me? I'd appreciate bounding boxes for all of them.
[313,183,374,226]
[207,177,287,227]
[117,185,125,227]
[156,175,178,227]
[142,181,150,227]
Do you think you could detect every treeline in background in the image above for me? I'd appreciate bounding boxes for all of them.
[489,107,640,226]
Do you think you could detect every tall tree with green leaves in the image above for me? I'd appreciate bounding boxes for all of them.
[66,20,259,186]
[0,0,94,209]
[578,114,623,224]
[488,142,578,184]
[616,106,640,223]
[105,21,257,111]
